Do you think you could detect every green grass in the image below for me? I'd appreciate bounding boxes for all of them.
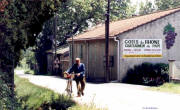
[15,75,75,109]
[15,75,104,110]
[69,104,106,110]
[149,83,180,94]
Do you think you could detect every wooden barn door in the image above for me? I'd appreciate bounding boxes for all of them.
[88,41,103,80]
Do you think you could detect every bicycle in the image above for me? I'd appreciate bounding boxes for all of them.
[63,72,75,97]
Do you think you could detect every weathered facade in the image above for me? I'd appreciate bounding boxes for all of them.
[68,40,117,81]
[46,47,69,75]
[68,8,180,82]
[59,48,69,74]
[117,9,180,81]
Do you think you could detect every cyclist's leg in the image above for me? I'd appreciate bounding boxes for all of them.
[80,77,86,95]
[75,79,81,96]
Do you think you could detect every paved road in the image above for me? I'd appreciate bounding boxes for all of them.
[16,70,180,110]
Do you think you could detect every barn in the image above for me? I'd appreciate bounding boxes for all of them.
[46,47,69,75]
[67,8,180,82]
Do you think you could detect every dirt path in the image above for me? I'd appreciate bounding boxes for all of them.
[15,70,180,110]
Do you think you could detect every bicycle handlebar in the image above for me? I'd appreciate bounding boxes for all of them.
[63,72,75,79]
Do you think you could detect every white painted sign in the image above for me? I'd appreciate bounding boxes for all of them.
[123,39,162,58]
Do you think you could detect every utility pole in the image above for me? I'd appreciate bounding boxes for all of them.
[105,0,110,82]
[53,15,57,58]
[52,14,57,75]
[72,36,74,66]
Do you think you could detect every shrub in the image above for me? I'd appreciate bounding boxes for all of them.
[24,69,35,75]
[123,62,169,86]
[0,70,22,110]
[40,94,75,110]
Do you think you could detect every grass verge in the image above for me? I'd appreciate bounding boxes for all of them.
[69,104,103,110]
[15,75,104,110]
[15,75,75,110]
[148,83,180,94]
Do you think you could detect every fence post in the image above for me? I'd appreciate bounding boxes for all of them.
[168,60,175,81]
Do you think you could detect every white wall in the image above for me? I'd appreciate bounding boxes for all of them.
[117,11,180,81]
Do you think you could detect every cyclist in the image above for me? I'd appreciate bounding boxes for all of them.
[66,58,86,97]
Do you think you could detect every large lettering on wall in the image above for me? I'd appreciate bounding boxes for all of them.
[123,39,162,58]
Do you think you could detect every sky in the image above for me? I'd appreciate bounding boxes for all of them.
[131,0,155,6]
[130,0,155,13]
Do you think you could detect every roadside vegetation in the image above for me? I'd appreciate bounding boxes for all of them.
[123,62,169,86]
[16,49,37,75]
[69,104,104,110]
[15,75,104,110]
[149,83,180,94]
[0,71,21,110]
[15,75,75,109]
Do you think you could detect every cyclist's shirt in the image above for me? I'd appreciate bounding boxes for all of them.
[66,63,85,77]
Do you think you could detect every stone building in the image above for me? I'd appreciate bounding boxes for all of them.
[67,8,180,82]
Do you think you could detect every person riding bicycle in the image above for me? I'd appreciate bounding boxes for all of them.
[66,58,86,97]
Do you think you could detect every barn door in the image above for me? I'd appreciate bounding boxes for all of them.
[87,42,100,80]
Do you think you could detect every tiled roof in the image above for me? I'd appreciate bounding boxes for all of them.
[47,47,69,54]
[56,47,69,54]
[67,8,180,41]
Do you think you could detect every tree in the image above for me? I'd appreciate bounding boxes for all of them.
[139,1,155,15]
[37,0,135,48]
[33,0,136,74]
[35,20,53,74]
[111,0,136,20]
[155,0,180,10]
[0,0,62,106]
[56,0,105,45]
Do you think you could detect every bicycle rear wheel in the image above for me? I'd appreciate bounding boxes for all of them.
[66,79,72,97]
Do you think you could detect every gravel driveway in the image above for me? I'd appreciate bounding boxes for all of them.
[16,70,180,110]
